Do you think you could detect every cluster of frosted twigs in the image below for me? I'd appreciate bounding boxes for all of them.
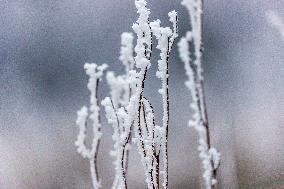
[75,0,221,189]
[75,0,177,189]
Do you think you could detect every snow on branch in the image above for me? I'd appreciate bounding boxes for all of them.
[75,63,108,189]
[178,0,220,189]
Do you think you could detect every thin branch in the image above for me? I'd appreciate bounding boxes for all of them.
[94,78,101,182]
[75,63,108,189]
[178,0,220,188]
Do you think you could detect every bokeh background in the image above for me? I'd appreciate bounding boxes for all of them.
[1,0,284,188]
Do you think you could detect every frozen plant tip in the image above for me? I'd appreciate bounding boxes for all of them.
[178,0,220,189]
[75,63,108,189]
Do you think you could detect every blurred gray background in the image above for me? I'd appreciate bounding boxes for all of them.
[1,0,284,188]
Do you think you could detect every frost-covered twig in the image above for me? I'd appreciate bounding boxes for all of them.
[118,32,135,176]
[178,0,220,189]
[130,1,157,188]
[102,97,128,189]
[266,11,284,42]
[150,10,178,189]
[102,32,135,189]
[75,63,108,189]
[129,1,179,189]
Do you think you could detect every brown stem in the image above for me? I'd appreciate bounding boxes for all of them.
[121,144,128,189]
[200,0,218,187]
[136,68,148,158]
[109,98,128,189]
[156,154,160,189]
[137,68,158,189]
[94,78,101,182]
[134,19,156,189]
[189,1,218,187]
[143,100,159,189]
[110,98,121,134]
[137,97,155,189]
[123,125,133,176]
[124,74,133,176]
[162,36,173,189]
[142,101,149,134]
[94,141,100,182]
[123,136,130,171]
[143,97,160,189]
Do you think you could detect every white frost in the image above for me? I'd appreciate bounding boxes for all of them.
[75,63,107,189]
[103,31,136,189]
[77,1,179,189]
[150,9,178,189]
[178,0,220,188]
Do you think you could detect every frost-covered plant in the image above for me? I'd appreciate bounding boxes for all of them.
[75,0,222,188]
[178,0,220,189]
[75,63,108,189]
[266,11,284,42]
[76,0,177,188]
[101,1,178,189]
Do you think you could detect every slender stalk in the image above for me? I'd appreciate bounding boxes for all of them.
[143,97,160,189]
[94,78,101,182]
[199,0,218,186]
[178,1,220,188]
[110,98,128,189]
[164,39,170,189]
